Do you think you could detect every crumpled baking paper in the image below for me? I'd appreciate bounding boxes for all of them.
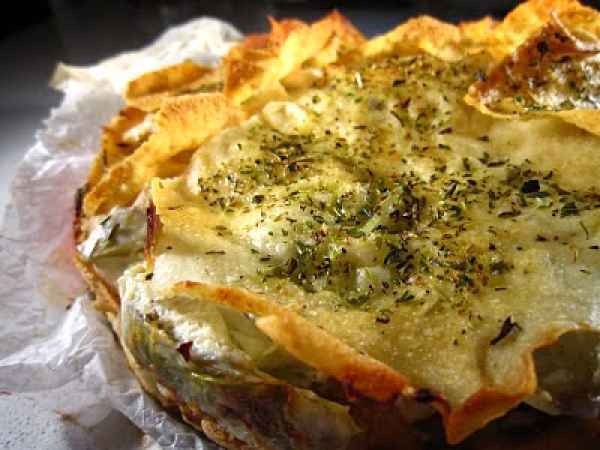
[0,17,242,450]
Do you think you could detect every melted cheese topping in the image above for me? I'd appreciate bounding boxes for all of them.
[150,54,600,419]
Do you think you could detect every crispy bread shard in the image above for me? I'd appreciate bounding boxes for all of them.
[363,15,487,61]
[78,12,365,219]
[488,0,594,58]
[74,254,120,313]
[363,1,598,66]
[465,2,600,136]
[125,61,224,112]
[82,93,242,216]
[86,106,148,190]
[223,11,365,107]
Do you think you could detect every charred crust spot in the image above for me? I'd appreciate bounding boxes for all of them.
[520,179,540,194]
[74,185,86,220]
[145,202,160,265]
[536,40,549,56]
[119,107,143,120]
[73,184,87,242]
[341,380,363,402]
[490,316,522,346]
[176,341,193,361]
[414,388,436,403]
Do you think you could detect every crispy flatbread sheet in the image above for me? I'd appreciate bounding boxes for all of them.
[168,281,412,402]
[125,61,224,112]
[83,93,242,216]
[362,1,594,62]
[223,11,365,108]
[465,1,600,135]
[82,12,362,218]
[86,106,148,190]
[363,15,497,61]
[73,254,120,313]
[486,0,594,59]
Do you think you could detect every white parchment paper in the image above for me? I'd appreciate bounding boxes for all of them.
[0,18,241,450]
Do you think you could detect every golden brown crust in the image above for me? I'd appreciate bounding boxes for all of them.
[169,281,412,403]
[73,254,120,314]
[119,325,600,450]
[86,106,148,191]
[363,0,596,63]
[465,2,600,136]
[78,12,365,220]
[125,61,224,112]
[445,388,533,444]
[364,16,469,61]
[82,93,243,216]
[488,0,591,57]
[126,60,211,101]
[223,11,365,107]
